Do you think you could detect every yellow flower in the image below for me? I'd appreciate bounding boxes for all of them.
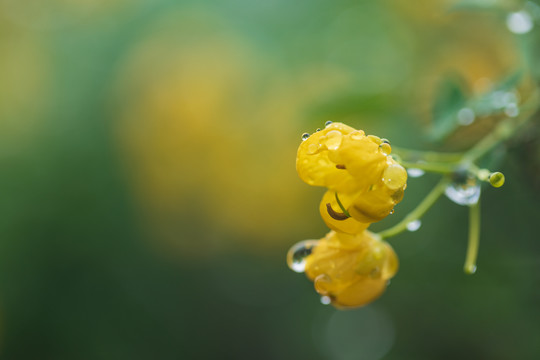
[298,230,398,309]
[297,122,407,230]
[290,122,405,308]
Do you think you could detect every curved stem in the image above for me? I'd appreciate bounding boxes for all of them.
[334,192,351,218]
[378,177,451,239]
[464,200,480,274]
[392,147,464,163]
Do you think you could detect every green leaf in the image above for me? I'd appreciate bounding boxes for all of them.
[470,70,523,116]
[428,70,524,142]
[429,75,468,142]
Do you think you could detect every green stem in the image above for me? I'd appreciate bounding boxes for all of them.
[464,200,480,274]
[335,192,350,218]
[399,161,456,174]
[379,177,451,239]
[392,147,463,163]
[461,121,513,164]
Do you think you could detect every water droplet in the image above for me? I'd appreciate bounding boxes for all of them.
[287,240,318,273]
[465,264,477,274]
[350,130,365,140]
[379,142,392,155]
[504,103,519,117]
[301,133,310,141]
[407,168,425,178]
[406,219,422,232]
[320,296,332,305]
[383,164,407,190]
[389,209,395,215]
[489,172,505,188]
[444,183,481,206]
[325,130,343,150]
[314,274,332,295]
[507,10,534,34]
[316,128,321,132]
[457,108,475,126]
[367,135,382,145]
[502,91,519,105]
[391,188,404,202]
[307,143,319,155]
[325,120,333,127]
[491,91,506,108]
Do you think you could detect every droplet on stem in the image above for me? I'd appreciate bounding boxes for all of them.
[489,172,505,188]
[406,219,422,232]
[444,182,481,206]
[407,168,425,178]
[465,264,477,274]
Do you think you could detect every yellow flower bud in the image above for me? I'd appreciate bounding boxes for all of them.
[297,123,407,225]
[303,230,398,309]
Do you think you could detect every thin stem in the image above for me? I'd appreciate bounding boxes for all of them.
[399,161,456,174]
[334,192,351,218]
[379,177,451,239]
[461,121,513,163]
[392,147,463,163]
[464,200,481,274]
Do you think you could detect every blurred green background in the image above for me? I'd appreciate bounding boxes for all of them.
[1,0,539,359]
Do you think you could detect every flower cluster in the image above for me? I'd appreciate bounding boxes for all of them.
[288,122,407,308]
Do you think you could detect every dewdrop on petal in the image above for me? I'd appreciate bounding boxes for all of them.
[324,130,343,151]
[379,142,392,155]
[383,163,408,190]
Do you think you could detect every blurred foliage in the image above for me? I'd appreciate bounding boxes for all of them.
[0,0,539,359]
